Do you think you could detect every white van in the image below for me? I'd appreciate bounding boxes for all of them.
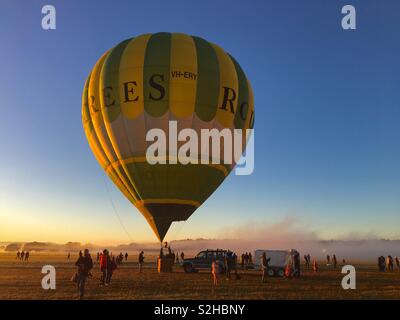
[254,249,300,277]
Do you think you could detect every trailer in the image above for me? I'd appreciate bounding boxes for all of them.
[254,249,300,277]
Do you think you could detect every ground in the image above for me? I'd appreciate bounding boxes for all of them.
[0,253,399,299]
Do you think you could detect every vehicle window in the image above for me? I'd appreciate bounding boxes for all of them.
[196,252,206,259]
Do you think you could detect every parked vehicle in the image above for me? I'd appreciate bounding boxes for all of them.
[254,249,300,277]
[181,249,228,273]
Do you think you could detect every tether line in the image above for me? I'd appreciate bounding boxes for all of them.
[102,175,134,242]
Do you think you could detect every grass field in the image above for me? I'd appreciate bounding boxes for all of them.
[0,253,399,300]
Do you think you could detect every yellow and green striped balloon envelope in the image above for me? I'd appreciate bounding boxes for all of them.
[82,32,254,242]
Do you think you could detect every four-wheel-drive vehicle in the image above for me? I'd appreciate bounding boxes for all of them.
[182,249,228,273]
[254,249,300,277]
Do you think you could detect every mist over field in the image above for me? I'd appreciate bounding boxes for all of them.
[215,216,400,260]
[1,238,399,261]
[1,215,397,260]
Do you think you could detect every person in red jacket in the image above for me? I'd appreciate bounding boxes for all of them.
[99,249,109,286]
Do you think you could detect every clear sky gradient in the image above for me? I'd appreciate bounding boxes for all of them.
[0,0,399,244]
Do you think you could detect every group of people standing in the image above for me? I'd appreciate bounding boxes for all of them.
[304,253,344,272]
[326,254,339,268]
[224,251,239,280]
[71,247,360,298]
[175,251,184,263]
[240,252,253,268]
[98,249,118,286]
[96,251,128,265]
[73,248,147,299]
[304,254,319,273]
[159,244,177,261]
[378,255,400,272]
[16,251,30,261]
[157,243,184,272]
[211,251,239,286]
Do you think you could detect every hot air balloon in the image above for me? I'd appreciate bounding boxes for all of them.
[82,32,254,242]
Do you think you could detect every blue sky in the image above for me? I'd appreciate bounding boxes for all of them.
[0,0,399,243]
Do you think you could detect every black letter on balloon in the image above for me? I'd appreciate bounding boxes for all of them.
[103,86,115,107]
[123,81,139,102]
[149,74,165,101]
[221,87,236,114]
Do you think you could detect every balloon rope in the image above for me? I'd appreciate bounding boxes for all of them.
[102,175,134,242]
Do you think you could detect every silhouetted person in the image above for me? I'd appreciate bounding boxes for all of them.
[96,252,100,262]
[67,252,70,260]
[125,252,128,262]
[180,252,184,261]
[342,259,346,265]
[261,252,271,283]
[248,252,253,264]
[326,254,330,265]
[107,256,117,284]
[224,251,234,280]
[16,251,20,260]
[378,256,386,272]
[20,251,25,261]
[75,248,93,300]
[387,256,394,272]
[304,254,311,268]
[304,255,308,268]
[395,256,400,271]
[25,252,30,261]
[332,254,337,269]
[138,251,144,273]
[118,252,123,265]
[78,250,83,258]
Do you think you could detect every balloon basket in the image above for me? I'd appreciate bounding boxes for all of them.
[157,257,174,273]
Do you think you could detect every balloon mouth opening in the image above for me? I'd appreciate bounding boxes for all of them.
[137,202,198,242]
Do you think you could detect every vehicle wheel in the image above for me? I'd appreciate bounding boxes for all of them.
[277,269,285,277]
[183,264,193,273]
[267,269,275,277]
